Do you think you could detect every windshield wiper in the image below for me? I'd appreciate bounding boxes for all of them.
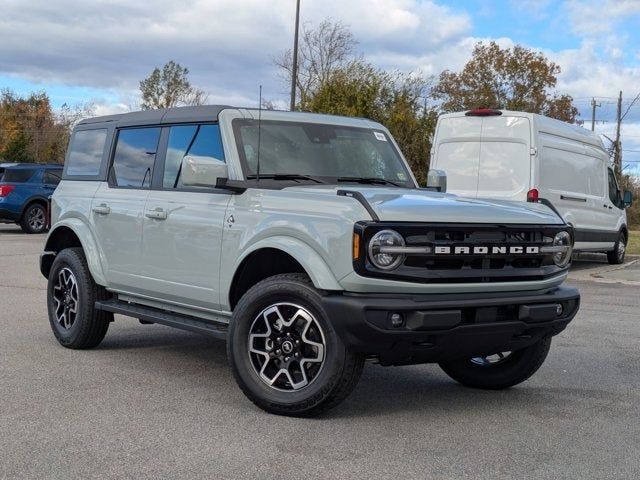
[246,174,325,184]
[337,176,401,187]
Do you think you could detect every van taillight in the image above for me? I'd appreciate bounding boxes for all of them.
[0,185,15,197]
[527,189,539,202]
[465,108,502,117]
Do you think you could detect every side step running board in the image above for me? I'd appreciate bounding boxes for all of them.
[95,299,228,340]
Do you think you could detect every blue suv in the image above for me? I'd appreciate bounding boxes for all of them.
[0,163,63,233]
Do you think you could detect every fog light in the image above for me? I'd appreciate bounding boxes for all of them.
[390,313,404,328]
[556,304,563,316]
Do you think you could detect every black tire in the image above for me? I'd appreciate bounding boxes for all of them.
[20,202,47,234]
[607,231,627,265]
[438,336,552,390]
[47,247,112,349]
[227,273,364,417]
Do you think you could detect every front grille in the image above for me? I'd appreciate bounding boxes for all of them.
[354,222,568,284]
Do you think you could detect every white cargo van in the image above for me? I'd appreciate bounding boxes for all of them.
[429,109,633,263]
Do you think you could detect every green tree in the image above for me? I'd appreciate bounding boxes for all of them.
[139,61,208,110]
[432,41,578,122]
[0,89,88,163]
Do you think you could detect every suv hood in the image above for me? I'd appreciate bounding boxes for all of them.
[284,186,564,225]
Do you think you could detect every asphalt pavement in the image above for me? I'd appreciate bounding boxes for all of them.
[1,224,639,479]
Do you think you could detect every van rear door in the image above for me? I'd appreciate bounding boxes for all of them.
[432,116,482,198]
[433,114,531,201]
[476,116,531,202]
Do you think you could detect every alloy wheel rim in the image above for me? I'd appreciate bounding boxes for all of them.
[52,267,79,330]
[470,351,512,367]
[248,302,326,391]
[28,207,45,231]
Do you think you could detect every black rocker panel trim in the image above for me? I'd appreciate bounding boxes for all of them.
[574,228,620,243]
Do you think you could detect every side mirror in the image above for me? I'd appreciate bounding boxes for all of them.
[426,169,447,192]
[623,190,633,208]
[180,155,228,188]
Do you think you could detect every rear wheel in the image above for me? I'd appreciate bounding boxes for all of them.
[607,231,627,265]
[438,336,552,390]
[228,273,364,417]
[20,203,47,234]
[47,247,112,349]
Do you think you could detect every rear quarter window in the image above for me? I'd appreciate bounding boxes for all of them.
[2,168,36,183]
[43,170,63,185]
[66,128,108,176]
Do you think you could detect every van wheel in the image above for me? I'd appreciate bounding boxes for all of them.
[47,247,112,349]
[20,203,47,234]
[438,336,552,390]
[227,273,364,417]
[607,231,627,265]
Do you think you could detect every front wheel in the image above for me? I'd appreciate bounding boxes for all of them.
[438,336,552,390]
[47,247,112,349]
[227,274,364,417]
[607,231,627,265]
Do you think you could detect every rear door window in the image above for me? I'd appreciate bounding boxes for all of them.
[111,128,161,188]
[2,168,36,183]
[163,124,225,189]
[66,129,108,176]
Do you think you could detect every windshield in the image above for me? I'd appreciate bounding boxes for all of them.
[232,119,414,187]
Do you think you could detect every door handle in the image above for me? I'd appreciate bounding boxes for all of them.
[92,204,111,215]
[560,195,587,202]
[145,209,167,220]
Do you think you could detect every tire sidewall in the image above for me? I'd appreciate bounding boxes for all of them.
[617,231,627,263]
[228,278,347,408]
[439,336,552,389]
[47,250,93,346]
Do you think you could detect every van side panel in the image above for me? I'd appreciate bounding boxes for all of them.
[537,131,614,250]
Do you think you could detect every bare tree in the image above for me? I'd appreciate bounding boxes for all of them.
[139,61,207,110]
[274,19,357,109]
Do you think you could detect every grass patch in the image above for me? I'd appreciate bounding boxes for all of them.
[627,230,640,255]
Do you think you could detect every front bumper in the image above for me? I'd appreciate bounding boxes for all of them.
[322,286,580,366]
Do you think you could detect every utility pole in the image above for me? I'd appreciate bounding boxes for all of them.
[614,91,622,173]
[590,98,601,131]
[289,0,301,111]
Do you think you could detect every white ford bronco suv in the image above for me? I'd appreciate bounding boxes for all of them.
[41,106,580,417]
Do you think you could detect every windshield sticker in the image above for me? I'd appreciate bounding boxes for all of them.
[374,132,387,141]
[397,172,407,181]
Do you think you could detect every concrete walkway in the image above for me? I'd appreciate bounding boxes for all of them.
[569,253,640,285]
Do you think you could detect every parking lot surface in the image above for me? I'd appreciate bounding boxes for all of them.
[1,224,639,479]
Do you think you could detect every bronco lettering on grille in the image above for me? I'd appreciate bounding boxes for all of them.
[433,245,540,255]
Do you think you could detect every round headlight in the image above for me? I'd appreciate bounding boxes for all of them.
[368,229,405,270]
[552,231,573,267]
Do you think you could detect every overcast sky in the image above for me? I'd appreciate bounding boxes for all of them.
[1,0,639,170]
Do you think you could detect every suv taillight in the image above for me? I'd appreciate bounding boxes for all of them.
[0,185,15,197]
[527,188,539,202]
